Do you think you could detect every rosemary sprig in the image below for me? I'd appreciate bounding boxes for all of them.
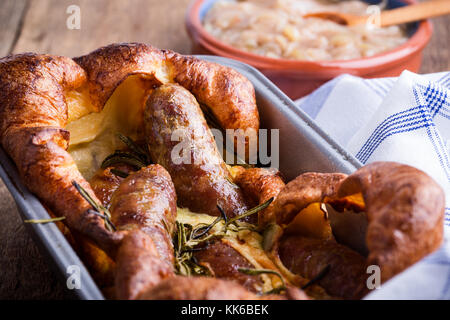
[217,205,228,225]
[24,217,66,224]
[174,220,220,277]
[117,133,150,164]
[223,197,274,232]
[191,216,223,239]
[301,264,331,290]
[238,267,286,294]
[72,181,116,232]
[110,168,129,178]
[173,201,273,277]
[101,151,147,169]
[101,134,152,173]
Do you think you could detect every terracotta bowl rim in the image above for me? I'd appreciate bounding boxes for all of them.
[186,0,433,74]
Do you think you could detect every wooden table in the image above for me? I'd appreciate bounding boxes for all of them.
[0,0,449,299]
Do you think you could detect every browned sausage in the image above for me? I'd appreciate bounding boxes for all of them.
[109,164,177,266]
[144,83,250,218]
[138,275,308,300]
[89,165,135,206]
[193,240,263,293]
[115,230,173,300]
[279,235,368,299]
[110,165,177,299]
[138,276,259,300]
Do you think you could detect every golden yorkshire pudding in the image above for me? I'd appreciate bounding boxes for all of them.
[0,43,259,258]
[0,43,445,300]
[335,161,445,282]
[252,162,445,299]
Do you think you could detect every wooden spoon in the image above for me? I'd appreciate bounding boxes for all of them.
[304,0,450,27]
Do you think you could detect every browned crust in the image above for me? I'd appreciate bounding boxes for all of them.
[336,161,445,282]
[73,43,259,138]
[0,43,259,259]
[0,53,85,136]
[2,126,123,256]
[73,43,166,111]
[165,50,259,137]
[274,162,445,293]
[234,167,285,227]
[269,172,347,226]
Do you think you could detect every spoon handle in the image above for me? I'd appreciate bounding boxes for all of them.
[380,0,450,27]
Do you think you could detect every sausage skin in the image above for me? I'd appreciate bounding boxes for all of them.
[115,230,173,300]
[193,240,263,293]
[144,83,249,218]
[110,164,177,266]
[279,235,368,299]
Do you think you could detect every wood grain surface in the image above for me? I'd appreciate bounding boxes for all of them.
[0,0,448,299]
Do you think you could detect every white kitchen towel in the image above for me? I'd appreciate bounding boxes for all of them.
[297,70,450,299]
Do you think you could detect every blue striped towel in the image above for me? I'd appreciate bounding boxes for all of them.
[298,70,450,299]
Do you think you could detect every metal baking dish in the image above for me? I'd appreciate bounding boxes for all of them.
[0,55,361,300]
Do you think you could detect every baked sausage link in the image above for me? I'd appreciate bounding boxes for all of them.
[279,235,367,299]
[110,165,177,299]
[115,230,174,300]
[193,240,264,293]
[138,275,308,300]
[144,83,250,218]
[110,164,177,266]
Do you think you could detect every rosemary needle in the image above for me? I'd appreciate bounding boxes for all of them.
[223,197,274,232]
[72,181,116,232]
[117,133,150,164]
[110,168,129,178]
[24,217,66,224]
[191,216,223,239]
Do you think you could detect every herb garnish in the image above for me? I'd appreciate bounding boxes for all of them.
[24,217,66,224]
[101,133,151,172]
[223,197,273,233]
[174,221,219,277]
[117,133,150,164]
[173,200,273,276]
[110,168,130,178]
[72,181,116,232]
